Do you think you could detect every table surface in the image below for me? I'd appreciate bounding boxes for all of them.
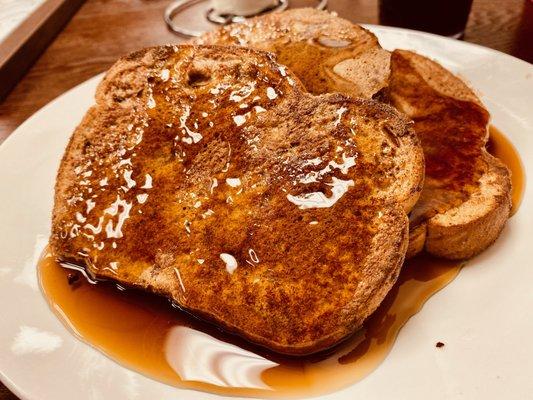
[0,0,530,398]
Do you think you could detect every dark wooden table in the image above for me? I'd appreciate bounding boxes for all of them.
[0,0,530,398]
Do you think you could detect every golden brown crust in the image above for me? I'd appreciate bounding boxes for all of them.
[406,223,426,259]
[388,50,512,259]
[50,44,422,355]
[424,152,512,259]
[196,8,390,99]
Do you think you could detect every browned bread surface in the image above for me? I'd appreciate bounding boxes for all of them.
[388,50,512,259]
[200,9,512,260]
[196,8,390,100]
[197,9,423,212]
[50,45,423,355]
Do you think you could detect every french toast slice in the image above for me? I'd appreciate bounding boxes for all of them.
[388,50,512,259]
[199,9,512,260]
[196,8,391,100]
[50,45,423,355]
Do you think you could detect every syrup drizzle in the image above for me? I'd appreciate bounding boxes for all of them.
[38,126,524,398]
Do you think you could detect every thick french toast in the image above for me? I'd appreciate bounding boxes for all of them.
[388,50,511,259]
[50,45,423,355]
[199,9,512,260]
[196,8,390,100]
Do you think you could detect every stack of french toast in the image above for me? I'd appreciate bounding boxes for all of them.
[50,9,511,355]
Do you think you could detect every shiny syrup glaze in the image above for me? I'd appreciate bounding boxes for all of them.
[39,126,524,398]
[52,45,415,355]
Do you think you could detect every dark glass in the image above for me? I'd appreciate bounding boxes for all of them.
[379,0,474,38]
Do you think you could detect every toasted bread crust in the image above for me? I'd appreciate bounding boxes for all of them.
[51,45,422,354]
[406,223,426,259]
[388,50,512,259]
[424,152,512,259]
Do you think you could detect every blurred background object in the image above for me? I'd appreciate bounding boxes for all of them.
[0,0,45,42]
[211,0,279,16]
[164,0,326,37]
[0,0,85,101]
[379,0,474,38]
[513,0,533,62]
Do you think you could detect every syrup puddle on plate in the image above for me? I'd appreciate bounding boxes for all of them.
[38,126,524,398]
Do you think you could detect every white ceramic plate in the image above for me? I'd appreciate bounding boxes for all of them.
[1,26,532,400]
